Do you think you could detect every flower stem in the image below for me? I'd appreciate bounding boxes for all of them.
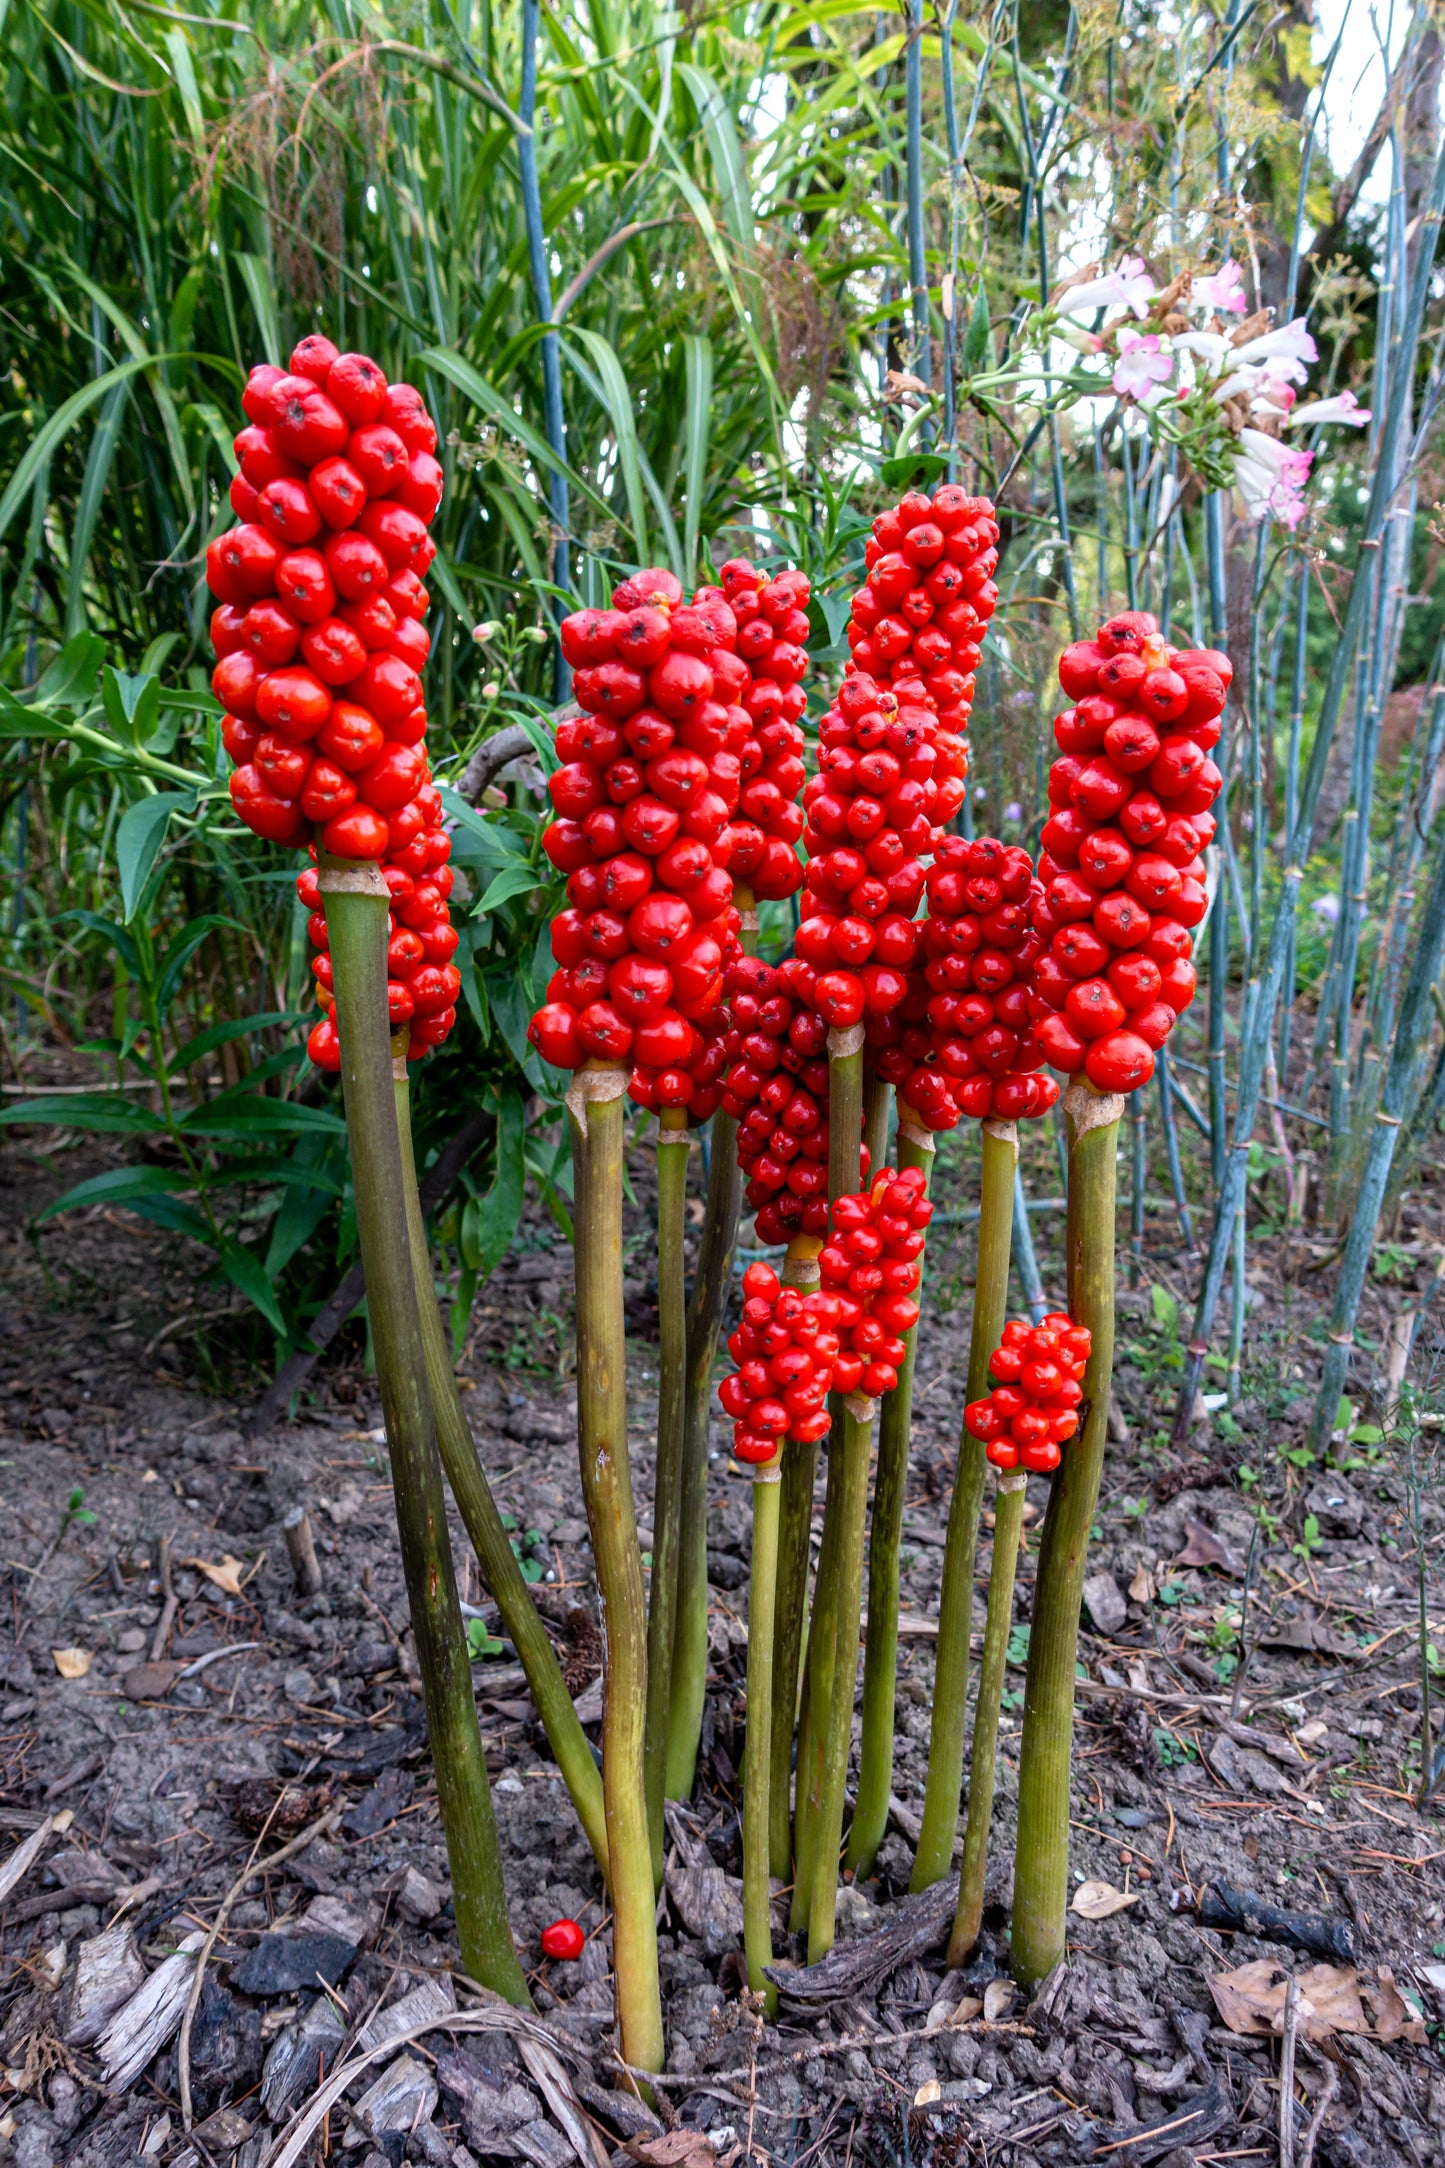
[912,1117,1018,1891]
[863,1065,891,1176]
[569,1066,664,2073]
[743,1441,783,2014]
[769,1238,824,1882]
[806,1395,874,1961]
[321,860,528,2006]
[392,1071,609,1881]
[1011,1080,1120,1987]
[948,1468,1026,1964]
[645,1107,691,1883]
[665,894,754,1800]
[846,1116,935,1878]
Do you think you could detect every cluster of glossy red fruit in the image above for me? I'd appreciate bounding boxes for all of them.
[528,567,782,1115]
[715,559,810,902]
[848,484,998,737]
[719,957,871,1247]
[299,855,460,1069]
[872,835,1061,1130]
[210,338,442,864]
[719,1261,843,1463]
[1028,612,1225,1094]
[964,1313,1093,1473]
[814,1166,933,1400]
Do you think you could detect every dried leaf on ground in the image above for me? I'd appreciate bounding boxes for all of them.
[1175,1515,1244,1574]
[1071,1880,1140,1919]
[1369,1967,1427,2045]
[1207,1960,1419,2043]
[51,1647,91,1679]
[182,1554,250,1597]
[982,1979,1014,2020]
[625,2137,716,2168]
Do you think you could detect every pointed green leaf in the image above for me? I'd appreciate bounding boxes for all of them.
[116,791,192,921]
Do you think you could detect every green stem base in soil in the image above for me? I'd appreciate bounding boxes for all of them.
[569,1063,664,2073]
[769,1238,823,1885]
[393,1070,608,1881]
[1011,1079,1121,1987]
[666,892,754,1801]
[645,1107,691,1883]
[847,1111,935,1878]
[949,1468,1027,1964]
[743,1441,783,2014]
[321,858,528,2006]
[807,1393,875,1962]
[912,1117,1018,1892]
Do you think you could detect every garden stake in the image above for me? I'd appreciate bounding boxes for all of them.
[847,1114,935,1877]
[323,859,529,2006]
[911,1117,1017,1890]
[569,1062,664,2076]
[392,1072,609,1880]
[1011,1080,1121,1986]
[644,1105,691,1883]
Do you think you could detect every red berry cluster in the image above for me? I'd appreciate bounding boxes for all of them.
[1028,612,1226,1095]
[719,1262,843,1463]
[847,485,999,746]
[872,835,1061,1129]
[963,1313,1093,1473]
[299,857,460,1071]
[527,567,772,1116]
[209,338,443,864]
[815,1167,933,1400]
[719,957,871,1248]
[715,559,810,903]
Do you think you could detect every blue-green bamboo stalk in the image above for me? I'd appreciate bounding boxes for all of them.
[1203,489,1230,1195]
[1278,558,1310,1078]
[905,0,931,412]
[1156,1047,1196,1254]
[519,0,570,692]
[1013,1165,1048,1321]
[1171,122,1445,1444]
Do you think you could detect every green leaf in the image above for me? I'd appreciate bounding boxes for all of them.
[36,631,106,709]
[459,1088,526,1284]
[436,785,530,867]
[466,1616,506,1661]
[155,914,237,1019]
[477,863,546,912]
[566,328,651,565]
[1150,1284,1179,1332]
[116,791,193,921]
[179,1095,349,1140]
[0,688,69,740]
[214,1233,287,1335]
[0,1093,165,1135]
[880,450,949,492]
[102,667,161,743]
[681,334,713,587]
[33,1163,193,1224]
[0,356,164,549]
[962,285,994,375]
[167,1012,293,1073]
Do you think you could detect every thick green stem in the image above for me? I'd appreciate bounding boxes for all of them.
[569,1071,664,2073]
[912,1118,1018,1892]
[1011,1080,1120,1987]
[666,894,754,1800]
[645,1109,691,1883]
[743,1445,782,2014]
[863,1065,891,1177]
[847,1118,935,1878]
[393,1074,609,1882]
[769,1238,823,1884]
[791,1027,864,1931]
[949,1470,1026,1964]
[806,1398,874,1961]
[322,862,527,2006]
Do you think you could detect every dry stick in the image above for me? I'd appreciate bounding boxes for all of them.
[148,1535,176,1665]
[769,1239,824,1884]
[847,1113,935,1879]
[644,1108,691,1885]
[1296,2054,1339,2168]
[1279,1972,1301,2168]
[790,1023,864,1937]
[323,858,528,2008]
[1011,1080,1121,1987]
[666,894,754,1800]
[949,1467,1027,1964]
[177,1801,340,2127]
[393,1074,608,1880]
[282,1506,322,1598]
[568,1062,663,2076]
[911,1118,1019,1891]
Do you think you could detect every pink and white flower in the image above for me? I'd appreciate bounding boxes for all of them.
[1056,255,1158,321]
[1113,331,1174,400]
[1190,262,1248,315]
[1288,389,1372,428]
[1174,329,1232,375]
[1234,427,1313,527]
[1250,368,1298,421]
[1230,317,1318,378]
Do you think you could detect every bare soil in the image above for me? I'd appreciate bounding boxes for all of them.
[2,1085,1444,2168]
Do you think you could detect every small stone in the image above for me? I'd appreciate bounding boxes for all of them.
[230,1929,356,1997]
[116,1630,147,1655]
[1082,1572,1128,1637]
[386,1863,445,1925]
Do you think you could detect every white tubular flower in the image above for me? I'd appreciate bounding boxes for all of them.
[1288,389,1372,428]
[1230,317,1318,373]
[1190,262,1248,315]
[1210,368,1260,404]
[1055,255,1158,320]
[1113,332,1174,399]
[1174,330,1232,374]
[1234,427,1313,527]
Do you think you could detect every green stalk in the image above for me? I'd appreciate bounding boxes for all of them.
[1011,1079,1120,1987]
[644,1106,691,1885]
[948,1468,1026,1963]
[806,1396,874,1961]
[743,1438,783,2014]
[846,1117,935,1878]
[665,892,754,1800]
[863,1065,891,1178]
[321,860,527,2006]
[790,1025,865,1933]
[392,1072,609,1882]
[568,1067,664,2073]
[769,1237,824,1884]
[911,1118,1018,1891]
